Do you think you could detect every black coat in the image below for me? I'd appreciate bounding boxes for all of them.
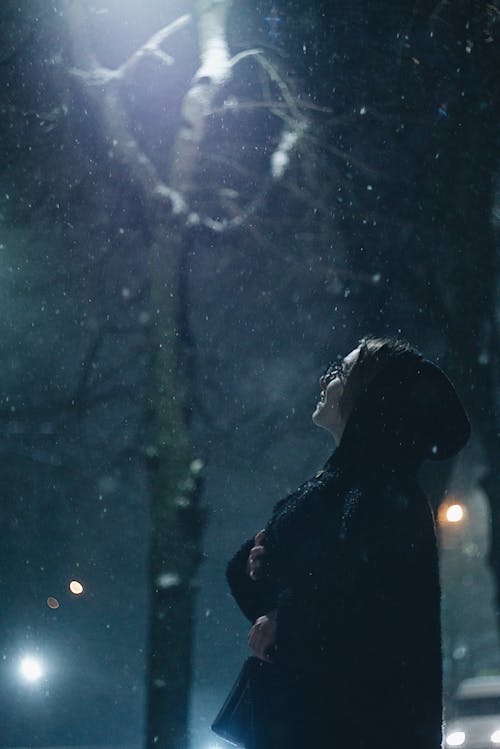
[226,355,470,749]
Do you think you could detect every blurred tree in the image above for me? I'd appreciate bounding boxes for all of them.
[60,1,307,746]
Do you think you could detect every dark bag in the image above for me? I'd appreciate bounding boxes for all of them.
[211,657,271,747]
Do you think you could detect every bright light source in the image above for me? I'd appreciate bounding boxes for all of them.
[491,729,500,744]
[69,580,84,595]
[19,656,44,683]
[446,731,465,746]
[446,504,464,523]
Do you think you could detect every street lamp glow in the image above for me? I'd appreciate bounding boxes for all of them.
[69,580,84,595]
[446,504,464,523]
[19,656,44,682]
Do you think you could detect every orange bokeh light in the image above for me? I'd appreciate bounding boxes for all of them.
[438,500,466,526]
[446,504,464,523]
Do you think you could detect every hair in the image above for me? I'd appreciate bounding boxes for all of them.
[339,335,419,420]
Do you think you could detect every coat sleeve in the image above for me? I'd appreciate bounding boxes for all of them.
[225,487,308,623]
[226,538,282,623]
[261,481,347,672]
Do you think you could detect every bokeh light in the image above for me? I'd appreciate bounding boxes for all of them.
[446,731,465,746]
[438,501,466,526]
[69,580,84,595]
[19,656,44,682]
[446,504,464,523]
[47,596,60,609]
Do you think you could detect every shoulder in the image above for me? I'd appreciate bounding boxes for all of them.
[340,473,435,544]
[265,470,337,546]
[270,469,334,518]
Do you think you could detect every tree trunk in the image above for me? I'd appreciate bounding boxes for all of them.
[63,0,234,743]
[143,2,232,745]
[144,226,206,749]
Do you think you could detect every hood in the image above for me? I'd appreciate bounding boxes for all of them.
[332,351,471,472]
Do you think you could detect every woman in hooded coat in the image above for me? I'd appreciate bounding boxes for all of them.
[225,337,470,749]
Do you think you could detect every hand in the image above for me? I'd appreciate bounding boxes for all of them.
[248,529,266,581]
[248,609,277,663]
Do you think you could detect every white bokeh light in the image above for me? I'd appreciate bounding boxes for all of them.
[446,731,465,746]
[19,656,44,682]
[446,504,464,523]
[491,730,500,744]
[69,580,84,595]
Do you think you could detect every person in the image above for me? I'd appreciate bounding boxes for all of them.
[225,336,470,749]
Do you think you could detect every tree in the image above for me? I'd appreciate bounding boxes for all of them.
[60,1,307,745]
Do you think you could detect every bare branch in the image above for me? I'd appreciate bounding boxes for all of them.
[118,15,190,78]
[168,0,233,200]
[69,14,191,86]
[228,48,263,68]
[252,54,305,124]
[244,221,381,287]
[208,99,334,116]
[63,4,187,214]
[185,25,308,231]
[302,134,391,181]
[63,0,308,233]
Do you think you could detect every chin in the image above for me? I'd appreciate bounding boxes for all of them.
[313,410,340,441]
[312,406,323,425]
[312,409,327,428]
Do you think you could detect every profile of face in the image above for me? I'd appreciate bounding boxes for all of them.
[312,346,361,443]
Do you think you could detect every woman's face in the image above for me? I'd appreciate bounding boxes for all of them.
[312,346,361,443]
